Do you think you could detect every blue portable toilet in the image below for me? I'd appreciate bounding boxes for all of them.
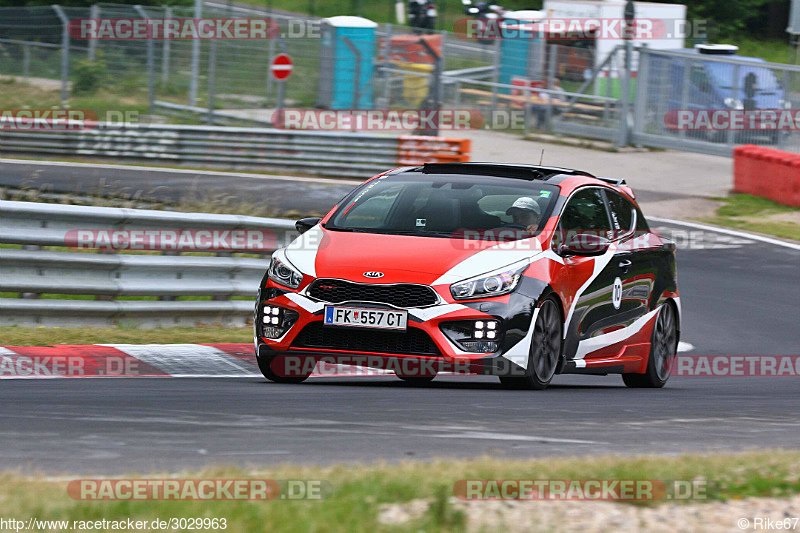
[317,16,377,109]
[498,11,546,89]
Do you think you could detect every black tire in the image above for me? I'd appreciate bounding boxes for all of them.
[397,374,436,385]
[623,302,678,388]
[257,352,311,384]
[499,297,562,390]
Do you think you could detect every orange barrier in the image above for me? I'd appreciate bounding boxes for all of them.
[396,136,471,165]
[733,145,800,208]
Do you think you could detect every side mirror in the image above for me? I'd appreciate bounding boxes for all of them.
[559,233,610,257]
[295,217,322,235]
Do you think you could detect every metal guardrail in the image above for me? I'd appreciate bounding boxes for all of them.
[0,200,298,327]
[0,123,471,179]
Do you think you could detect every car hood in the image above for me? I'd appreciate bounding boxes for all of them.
[284,226,543,286]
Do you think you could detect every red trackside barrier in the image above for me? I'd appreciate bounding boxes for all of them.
[733,144,800,207]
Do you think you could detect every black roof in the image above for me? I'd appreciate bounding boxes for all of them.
[405,162,626,187]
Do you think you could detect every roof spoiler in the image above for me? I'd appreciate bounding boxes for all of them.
[596,176,636,200]
[420,162,597,179]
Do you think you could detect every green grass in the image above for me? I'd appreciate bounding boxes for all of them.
[0,326,254,345]
[698,193,800,242]
[1,451,800,532]
[729,37,794,65]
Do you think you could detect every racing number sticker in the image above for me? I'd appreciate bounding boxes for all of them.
[612,277,623,310]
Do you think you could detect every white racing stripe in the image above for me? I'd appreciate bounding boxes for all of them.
[500,307,541,370]
[574,307,659,360]
[649,216,800,251]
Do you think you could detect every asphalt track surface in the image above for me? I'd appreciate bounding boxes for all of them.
[1,226,798,473]
[0,159,689,217]
[1,161,799,474]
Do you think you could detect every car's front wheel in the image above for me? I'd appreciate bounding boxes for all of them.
[500,297,562,390]
[257,352,312,384]
[397,374,436,385]
[623,302,678,388]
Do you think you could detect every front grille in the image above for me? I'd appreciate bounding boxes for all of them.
[293,322,440,356]
[307,279,438,308]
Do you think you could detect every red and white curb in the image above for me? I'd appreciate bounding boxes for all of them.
[0,343,394,379]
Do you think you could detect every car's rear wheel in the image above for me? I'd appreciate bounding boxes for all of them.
[257,353,311,384]
[623,303,677,388]
[500,297,562,390]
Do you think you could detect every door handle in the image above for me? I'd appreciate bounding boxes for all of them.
[618,259,632,270]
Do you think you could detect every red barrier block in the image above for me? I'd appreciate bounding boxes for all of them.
[733,144,800,207]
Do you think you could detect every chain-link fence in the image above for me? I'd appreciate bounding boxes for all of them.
[4,4,800,156]
[633,47,800,156]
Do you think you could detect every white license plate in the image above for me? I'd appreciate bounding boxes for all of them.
[323,306,407,331]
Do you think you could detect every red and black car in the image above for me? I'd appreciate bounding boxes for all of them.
[255,163,680,389]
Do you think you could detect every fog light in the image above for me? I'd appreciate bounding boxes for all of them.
[440,319,503,354]
[260,304,299,339]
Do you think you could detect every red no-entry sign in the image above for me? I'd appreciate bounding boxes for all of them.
[270,54,293,81]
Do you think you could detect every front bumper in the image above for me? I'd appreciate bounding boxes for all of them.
[254,281,540,376]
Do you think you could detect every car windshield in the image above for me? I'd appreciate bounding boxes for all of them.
[325,173,560,240]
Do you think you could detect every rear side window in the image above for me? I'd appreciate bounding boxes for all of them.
[605,190,634,232]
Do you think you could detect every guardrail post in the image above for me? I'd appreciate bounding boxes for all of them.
[52,5,70,105]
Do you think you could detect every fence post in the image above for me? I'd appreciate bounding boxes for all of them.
[726,64,740,148]
[162,6,172,85]
[678,58,691,140]
[265,36,276,105]
[134,5,155,116]
[52,5,70,105]
[490,38,500,118]
[88,4,99,61]
[631,47,648,146]
[381,23,393,109]
[545,44,557,132]
[189,0,203,106]
[207,38,217,125]
[22,43,30,79]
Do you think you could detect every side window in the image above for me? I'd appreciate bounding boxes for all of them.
[560,188,612,234]
[605,190,635,235]
[554,188,613,249]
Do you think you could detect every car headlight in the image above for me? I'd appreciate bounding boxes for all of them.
[268,251,303,289]
[724,97,743,110]
[450,259,529,300]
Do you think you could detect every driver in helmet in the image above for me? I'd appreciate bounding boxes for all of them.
[506,196,542,233]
